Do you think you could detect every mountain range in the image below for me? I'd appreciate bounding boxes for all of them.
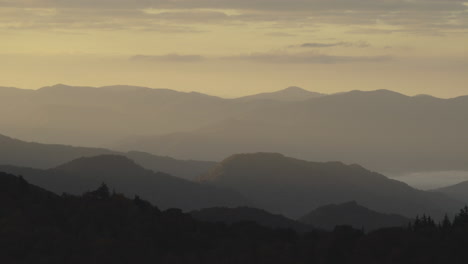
[0,131,463,219]
[199,153,462,219]
[120,89,468,174]
[0,155,249,211]
[0,133,214,181]
[2,84,465,174]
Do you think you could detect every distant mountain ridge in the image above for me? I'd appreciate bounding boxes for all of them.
[121,88,468,174]
[1,84,468,174]
[235,86,324,102]
[299,201,410,231]
[432,181,468,204]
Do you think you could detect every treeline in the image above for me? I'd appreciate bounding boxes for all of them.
[2,175,468,264]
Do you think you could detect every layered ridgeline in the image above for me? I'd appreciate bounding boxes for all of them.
[299,201,410,231]
[199,153,462,219]
[191,207,313,233]
[0,155,249,211]
[117,89,468,174]
[433,182,468,204]
[2,85,468,174]
[0,84,279,147]
[0,133,214,181]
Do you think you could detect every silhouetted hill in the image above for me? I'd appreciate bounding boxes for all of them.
[0,172,58,216]
[200,153,462,219]
[125,151,215,180]
[0,155,250,211]
[0,133,114,168]
[4,170,468,263]
[0,133,213,180]
[432,181,468,203]
[300,201,410,231]
[4,172,468,263]
[191,207,313,232]
[235,86,324,102]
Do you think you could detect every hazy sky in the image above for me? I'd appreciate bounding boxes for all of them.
[1,0,467,97]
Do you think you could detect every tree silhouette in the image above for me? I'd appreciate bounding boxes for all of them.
[441,214,452,230]
[85,182,110,199]
[453,206,468,227]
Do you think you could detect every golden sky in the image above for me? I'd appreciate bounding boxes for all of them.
[1,0,467,98]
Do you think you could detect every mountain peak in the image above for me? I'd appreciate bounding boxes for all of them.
[346,89,407,98]
[42,83,72,89]
[274,86,323,96]
[236,86,323,102]
[283,86,307,92]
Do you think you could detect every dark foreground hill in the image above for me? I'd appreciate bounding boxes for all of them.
[299,201,410,231]
[200,153,462,219]
[0,155,248,211]
[0,133,214,180]
[191,207,312,233]
[3,172,468,264]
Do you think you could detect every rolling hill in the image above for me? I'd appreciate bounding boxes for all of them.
[432,181,468,204]
[0,155,249,211]
[0,133,214,180]
[199,153,462,219]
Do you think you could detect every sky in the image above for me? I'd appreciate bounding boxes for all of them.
[1,0,468,98]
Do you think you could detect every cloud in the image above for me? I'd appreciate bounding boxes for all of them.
[225,51,392,64]
[2,0,465,12]
[129,51,392,64]
[131,54,205,62]
[299,41,371,48]
[265,32,296,37]
[0,7,204,32]
[1,0,467,33]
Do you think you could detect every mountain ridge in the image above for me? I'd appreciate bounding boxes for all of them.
[200,153,462,219]
[432,181,468,204]
[0,133,214,181]
[0,154,250,211]
[235,86,324,102]
[299,201,410,231]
